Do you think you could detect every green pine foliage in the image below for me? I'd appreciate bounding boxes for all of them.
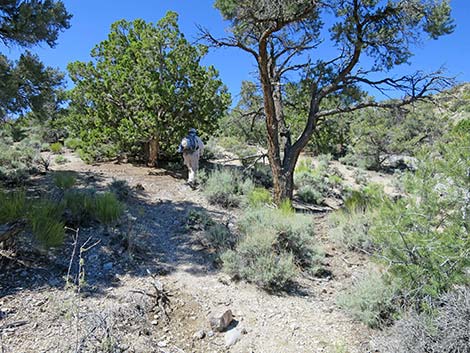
[66,12,230,163]
[371,128,470,304]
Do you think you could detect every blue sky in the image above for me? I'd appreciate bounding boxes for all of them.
[2,0,469,102]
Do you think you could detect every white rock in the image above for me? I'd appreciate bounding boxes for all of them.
[209,309,233,332]
[225,328,242,347]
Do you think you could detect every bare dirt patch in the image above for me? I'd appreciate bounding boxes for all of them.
[0,152,375,353]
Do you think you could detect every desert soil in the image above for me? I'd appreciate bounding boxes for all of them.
[0,152,378,353]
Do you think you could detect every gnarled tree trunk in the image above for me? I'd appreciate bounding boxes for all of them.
[145,136,159,167]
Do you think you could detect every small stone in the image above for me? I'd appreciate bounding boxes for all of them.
[207,330,214,338]
[151,320,158,326]
[193,330,205,340]
[209,309,233,332]
[103,262,113,271]
[225,328,242,347]
[157,341,167,348]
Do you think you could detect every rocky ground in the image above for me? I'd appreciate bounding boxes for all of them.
[0,152,381,353]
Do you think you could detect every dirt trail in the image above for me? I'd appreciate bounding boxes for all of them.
[0,153,374,353]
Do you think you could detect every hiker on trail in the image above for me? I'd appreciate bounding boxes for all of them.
[177,128,204,186]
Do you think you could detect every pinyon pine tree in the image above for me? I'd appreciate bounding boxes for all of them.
[202,0,454,203]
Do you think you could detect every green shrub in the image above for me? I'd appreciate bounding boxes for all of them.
[64,137,82,151]
[203,168,253,208]
[49,142,63,154]
[343,183,385,212]
[64,190,95,226]
[54,155,69,165]
[328,210,375,252]
[186,209,215,229]
[370,130,470,304]
[29,200,65,247]
[93,192,124,225]
[294,158,343,205]
[0,139,39,184]
[0,190,27,223]
[247,187,272,207]
[337,270,398,328]
[205,224,234,250]
[238,207,322,269]
[221,230,298,290]
[108,179,132,201]
[53,171,76,190]
[297,184,324,204]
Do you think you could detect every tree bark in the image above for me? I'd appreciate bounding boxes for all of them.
[145,136,159,167]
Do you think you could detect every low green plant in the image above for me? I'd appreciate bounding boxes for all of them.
[294,157,343,205]
[237,206,322,269]
[0,189,27,223]
[205,223,234,250]
[53,171,77,190]
[221,230,298,290]
[49,142,63,154]
[297,184,324,204]
[187,208,215,229]
[203,168,253,208]
[29,200,65,247]
[108,179,132,201]
[64,190,95,226]
[328,210,375,252]
[54,155,69,165]
[337,270,398,328]
[93,192,124,225]
[247,187,272,207]
[64,137,82,151]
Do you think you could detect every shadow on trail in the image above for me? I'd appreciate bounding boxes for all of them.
[0,168,223,299]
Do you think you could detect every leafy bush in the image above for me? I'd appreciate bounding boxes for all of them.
[328,210,375,252]
[222,205,324,289]
[108,179,132,202]
[49,142,63,154]
[221,230,298,290]
[93,192,124,225]
[29,200,65,247]
[373,286,470,353]
[343,183,385,212]
[237,207,322,269]
[54,155,69,165]
[337,270,398,328]
[246,187,272,207]
[202,168,253,208]
[64,137,82,151]
[186,208,215,230]
[297,184,324,204]
[205,223,234,250]
[0,139,40,185]
[53,171,76,190]
[294,156,344,204]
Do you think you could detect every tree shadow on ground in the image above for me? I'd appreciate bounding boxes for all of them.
[0,169,224,299]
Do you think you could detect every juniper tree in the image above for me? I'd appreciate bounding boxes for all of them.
[67,12,230,165]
